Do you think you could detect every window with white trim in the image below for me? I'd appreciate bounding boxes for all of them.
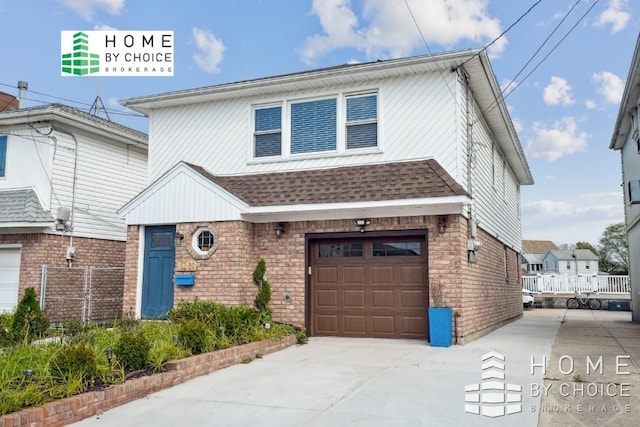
[0,135,7,178]
[346,93,377,149]
[252,91,378,159]
[629,180,640,204]
[254,106,282,157]
[192,227,215,255]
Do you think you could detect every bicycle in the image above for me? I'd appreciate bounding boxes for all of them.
[566,291,601,310]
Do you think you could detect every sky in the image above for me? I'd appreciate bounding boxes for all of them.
[0,0,638,247]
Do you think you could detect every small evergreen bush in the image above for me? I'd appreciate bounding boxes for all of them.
[115,330,150,371]
[50,343,98,385]
[178,319,213,354]
[253,259,271,320]
[11,288,48,341]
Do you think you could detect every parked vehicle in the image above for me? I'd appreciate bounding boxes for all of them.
[522,289,535,308]
[566,291,601,310]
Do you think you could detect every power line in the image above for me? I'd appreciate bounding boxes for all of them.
[403,0,456,98]
[473,0,600,125]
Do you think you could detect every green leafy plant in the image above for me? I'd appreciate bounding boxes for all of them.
[11,287,49,341]
[253,259,272,319]
[178,319,213,354]
[294,327,308,345]
[115,330,150,371]
[50,343,98,386]
[115,309,141,333]
[167,298,224,325]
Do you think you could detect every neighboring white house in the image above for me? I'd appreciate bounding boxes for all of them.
[521,239,558,275]
[0,101,148,313]
[540,249,599,275]
[610,33,640,323]
[119,49,533,343]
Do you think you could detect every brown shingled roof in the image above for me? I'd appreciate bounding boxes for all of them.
[0,92,18,111]
[522,240,558,254]
[186,159,468,206]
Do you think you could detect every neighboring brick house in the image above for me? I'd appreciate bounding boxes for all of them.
[610,33,640,323]
[119,50,533,344]
[0,103,148,313]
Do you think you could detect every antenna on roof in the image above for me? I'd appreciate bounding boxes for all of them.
[88,78,111,121]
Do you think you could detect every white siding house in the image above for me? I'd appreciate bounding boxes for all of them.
[540,250,599,275]
[0,103,147,312]
[118,50,534,343]
[610,33,640,322]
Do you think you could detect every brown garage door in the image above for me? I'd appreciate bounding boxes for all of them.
[310,237,427,339]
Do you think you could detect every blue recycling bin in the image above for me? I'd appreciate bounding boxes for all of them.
[428,307,452,347]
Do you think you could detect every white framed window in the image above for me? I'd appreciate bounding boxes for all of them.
[345,93,378,150]
[254,105,282,158]
[629,180,640,204]
[192,227,215,255]
[251,90,379,160]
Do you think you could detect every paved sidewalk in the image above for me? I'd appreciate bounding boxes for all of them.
[537,309,640,427]
[72,311,561,427]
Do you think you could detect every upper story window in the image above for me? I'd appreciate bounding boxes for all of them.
[291,98,337,154]
[629,180,640,204]
[346,94,377,149]
[252,91,378,160]
[0,135,7,177]
[254,106,282,158]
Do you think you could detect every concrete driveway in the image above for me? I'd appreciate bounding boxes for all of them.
[72,311,563,426]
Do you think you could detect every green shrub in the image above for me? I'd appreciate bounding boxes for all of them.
[50,343,98,385]
[11,288,49,341]
[115,330,150,371]
[167,298,224,325]
[253,259,272,319]
[115,309,140,333]
[218,305,260,344]
[178,319,213,354]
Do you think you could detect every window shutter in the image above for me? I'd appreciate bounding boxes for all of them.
[346,94,377,149]
[291,99,337,154]
[0,135,7,177]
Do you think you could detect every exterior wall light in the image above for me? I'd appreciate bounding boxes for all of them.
[438,216,448,234]
[355,219,371,233]
[275,223,286,237]
[174,232,184,246]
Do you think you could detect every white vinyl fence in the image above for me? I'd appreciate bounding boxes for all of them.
[522,275,630,294]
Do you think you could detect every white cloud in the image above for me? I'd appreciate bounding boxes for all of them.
[301,0,505,64]
[512,118,523,133]
[501,79,518,97]
[93,23,117,31]
[592,71,623,104]
[594,0,630,34]
[192,27,226,74]
[522,193,623,244]
[585,99,597,109]
[59,0,124,21]
[543,76,575,106]
[526,117,590,161]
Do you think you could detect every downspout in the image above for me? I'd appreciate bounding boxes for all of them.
[461,67,475,239]
[52,126,79,267]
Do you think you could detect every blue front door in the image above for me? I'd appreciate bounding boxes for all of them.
[141,225,175,319]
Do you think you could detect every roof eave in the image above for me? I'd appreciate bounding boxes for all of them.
[0,107,148,147]
[610,33,640,150]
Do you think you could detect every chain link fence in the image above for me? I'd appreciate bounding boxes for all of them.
[40,266,125,325]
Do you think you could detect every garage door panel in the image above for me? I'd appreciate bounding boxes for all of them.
[400,265,425,283]
[400,289,425,307]
[317,266,338,284]
[370,266,394,284]
[372,289,394,308]
[371,315,395,334]
[344,315,366,334]
[0,248,21,313]
[312,238,427,339]
[316,289,338,308]
[315,315,339,334]
[344,289,365,308]
[343,266,366,284]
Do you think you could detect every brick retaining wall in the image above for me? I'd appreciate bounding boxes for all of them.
[0,335,297,427]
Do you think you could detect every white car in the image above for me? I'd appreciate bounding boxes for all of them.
[522,289,535,308]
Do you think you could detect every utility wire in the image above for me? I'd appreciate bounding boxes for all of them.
[403,0,456,98]
[473,0,600,125]
[460,0,545,68]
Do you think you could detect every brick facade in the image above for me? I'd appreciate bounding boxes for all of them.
[124,214,522,344]
[0,233,125,305]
